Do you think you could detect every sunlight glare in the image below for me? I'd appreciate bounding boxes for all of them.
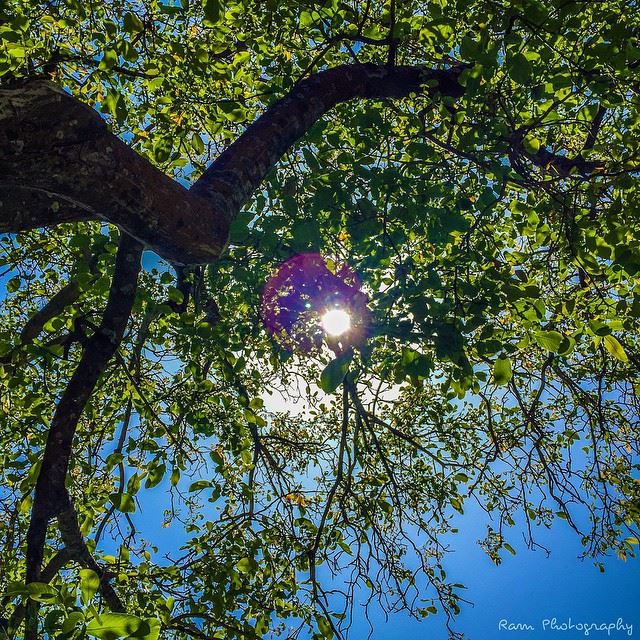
[321,308,351,336]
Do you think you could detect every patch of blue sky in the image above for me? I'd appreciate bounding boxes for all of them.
[352,499,638,639]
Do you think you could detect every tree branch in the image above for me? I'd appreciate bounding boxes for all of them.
[527,147,605,177]
[0,80,227,264]
[511,125,607,177]
[57,506,125,612]
[1,64,465,264]
[19,280,81,344]
[190,63,465,209]
[24,233,141,636]
[5,549,72,638]
[0,184,98,230]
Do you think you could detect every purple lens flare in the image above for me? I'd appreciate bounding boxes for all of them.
[261,253,369,352]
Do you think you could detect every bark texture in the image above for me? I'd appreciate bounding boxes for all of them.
[1,64,465,264]
[0,80,229,264]
[24,233,142,638]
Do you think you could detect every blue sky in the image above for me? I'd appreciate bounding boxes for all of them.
[359,501,638,639]
[129,469,639,640]
[2,252,638,640]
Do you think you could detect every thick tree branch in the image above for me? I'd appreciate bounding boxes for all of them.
[0,81,227,264]
[24,233,141,636]
[13,507,125,637]
[5,549,72,638]
[0,184,97,230]
[1,64,465,264]
[190,63,465,208]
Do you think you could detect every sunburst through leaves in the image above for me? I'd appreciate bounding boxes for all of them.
[261,253,368,351]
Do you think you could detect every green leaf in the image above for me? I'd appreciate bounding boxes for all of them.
[144,463,166,489]
[167,286,184,304]
[191,132,205,154]
[229,211,254,244]
[123,12,144,34]
[109,492,136,513]
[400,348,433,378]
[203,0,222,24]
[79,568,100,605]
[316,615,333,638]
[139,618,161,640]
[236,557,253,573]
[508,52,531,85]
[291,219,321,252]
[6,276,20,293]
[62,612,85,633]
[6,43,26,58]
[219,101,246,122]
[86,613,149,640]
[5,582,28,597]
[26,582,59,603]
[589,320,611,336]
[188,479,212,492]
[493,356,512,386]
[127,472,142,495]
[153,137,172,163]
[603,335,628,362]
[319,353,351,393]
[523,134,541,154]
[557,335,576,356]
[534,330,564,353]
[99,48,118,71]
[102,90,127,126]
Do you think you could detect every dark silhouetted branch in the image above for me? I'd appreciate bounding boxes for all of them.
[1,64,465,264]
[23,233,141,638]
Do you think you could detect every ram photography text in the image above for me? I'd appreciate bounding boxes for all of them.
[498,617,633,636]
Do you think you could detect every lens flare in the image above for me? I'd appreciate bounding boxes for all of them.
[261,253,369,352]
[321,308,351,336]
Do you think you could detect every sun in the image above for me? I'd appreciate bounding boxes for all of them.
[321,308,351,337]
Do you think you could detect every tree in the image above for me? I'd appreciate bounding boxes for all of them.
[1,0,639,638]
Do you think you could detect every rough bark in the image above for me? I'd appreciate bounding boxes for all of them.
[1,64,465,264]
[0,185,97,230]
[0,80,229,264]
[24,233,141,637]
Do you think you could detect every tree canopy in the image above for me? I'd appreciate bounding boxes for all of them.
[1,0,639,638]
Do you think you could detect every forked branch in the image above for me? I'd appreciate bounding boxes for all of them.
[23,233,141,637]
[1,64,465,264]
